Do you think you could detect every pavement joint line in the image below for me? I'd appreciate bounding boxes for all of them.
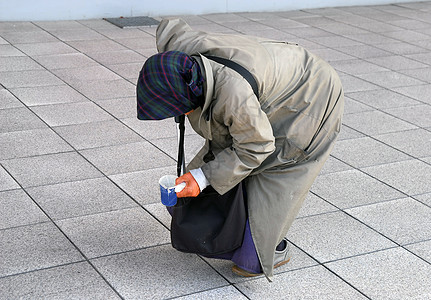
[1,4,431,298]
[339,123,430,166]
[0,260,88,281]
[285,239,373,299]
[195,255,252,297]
[0,168,126,299]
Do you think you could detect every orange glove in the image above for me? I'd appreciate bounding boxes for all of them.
[175,172,200,198]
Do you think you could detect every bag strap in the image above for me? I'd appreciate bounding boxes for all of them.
[205,55,259,99]
[175,115,186,177]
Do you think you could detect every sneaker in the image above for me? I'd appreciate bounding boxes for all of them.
[232,238,291,277]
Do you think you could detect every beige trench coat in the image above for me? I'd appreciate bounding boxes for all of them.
[156,18,344,281]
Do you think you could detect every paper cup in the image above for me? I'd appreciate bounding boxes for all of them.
[159,175,178,207]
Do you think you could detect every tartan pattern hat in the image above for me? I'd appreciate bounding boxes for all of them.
[136,51,204,120]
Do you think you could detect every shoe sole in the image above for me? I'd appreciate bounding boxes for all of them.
[231,257,291,277]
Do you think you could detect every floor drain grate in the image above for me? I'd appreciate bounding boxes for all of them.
[104,16,160,28]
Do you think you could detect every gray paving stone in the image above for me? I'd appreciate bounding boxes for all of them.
[407,52,431,66]
[292,32,333,48]
[374,41,429,56]
[399,67,431,83]
[52,65,122,84]
[362,159,431,196]
[241,28,297,42]
[135,46,158,58]
[54,119,143,150]
[0,36,7,44]
[383,30,431,43]
[0,56,43,72]
[106,62,143,81]
[70,79,135,100]
[375,128,431,158]
[343,110,417,136]
[318,155,353,175]
[109,165,176,205]
[0,262,120,300]
[343,97,373,115]
[2,152,103,188]
[121,117,180,139]
[311,169,404,209]
[96,28,154,40]
[0,165,19,191]
[80,141,174,175]
[337,125,365,141]
[0,189,48,229]
[78,19,120,30]
[318,23,369,36]
[0,88,22,109]
[0,128,72,160]
[287,211,396,263]
[393,84,431,104]
[26,177,137,220]
[405,240,431,263]
[387,19,430,30]
[30,101,112,126]
[331,59,389,75]
[34,20,88,31]
[311,35,363,48]
[0,107,46,133]
[0,44,24,56]
[33,53,98,70]
[86,49,146,65]
[383,104,431,128]
[151,135,206,164]
[297,192,339,218]
[0,31,58,44]
[94,97,136,119]
[10,84,88,106]
[0,222,83,277]
[335,44,393,59]
[331,136,411,168]
[346,198,431,245]
[57,207,170,258]
[415,192,431,207]
[338,74,380,93]
[235,265,366,300]
[356,71,425,89]
[325,247,431,299]
[114,37,157,51]
[0,22,40,33]
[348,32,400,45]
[175,285,247,300]
[366,55,429,70]
[91,245,228,299]
[14,41,77,56]
[144,202,172,228]
[347,88,421,109]
[304,48,354,63]
[49,29,105,42]
[0,69,64,88]
[67,39,127,53]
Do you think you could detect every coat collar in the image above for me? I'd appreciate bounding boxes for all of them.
[188,54,214,140]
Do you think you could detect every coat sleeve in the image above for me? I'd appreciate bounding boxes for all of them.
[201,76,276,195]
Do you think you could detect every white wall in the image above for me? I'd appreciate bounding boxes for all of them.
[0,0,423,21]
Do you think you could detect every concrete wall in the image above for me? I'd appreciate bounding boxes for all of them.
[0,0,422,21]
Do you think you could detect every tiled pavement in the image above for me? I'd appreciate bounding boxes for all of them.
[1,1,431,299]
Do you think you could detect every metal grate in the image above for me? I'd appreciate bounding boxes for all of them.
[104,16,160,28]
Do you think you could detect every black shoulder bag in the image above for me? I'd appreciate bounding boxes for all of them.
[170,56,259,255]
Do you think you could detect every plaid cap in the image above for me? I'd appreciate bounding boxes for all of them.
[136,51,203,120]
